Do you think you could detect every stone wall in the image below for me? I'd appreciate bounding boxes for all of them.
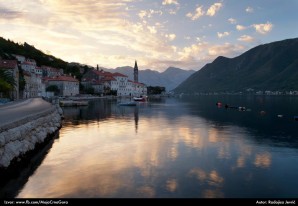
[0,104,63,168]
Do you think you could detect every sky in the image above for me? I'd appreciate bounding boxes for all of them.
[0,0,298,72]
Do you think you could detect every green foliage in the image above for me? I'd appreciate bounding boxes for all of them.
[147,86,165,95]
[0,69,15,98]
[0,37,68,69]
[18,67,26,91]
[0,69,16,87]
[65,65,83,81]
[85,87,94,94]
[109,90,117,96]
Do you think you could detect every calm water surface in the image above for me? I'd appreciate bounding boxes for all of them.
[13,96,298,198]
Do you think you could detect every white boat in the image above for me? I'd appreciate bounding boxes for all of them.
[133,96,147,102]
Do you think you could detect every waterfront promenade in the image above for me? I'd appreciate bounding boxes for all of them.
[0,98,52,129]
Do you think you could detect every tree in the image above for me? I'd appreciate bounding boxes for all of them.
[0,69,16,87]
[18,67,26,92]
[0,69,16,98]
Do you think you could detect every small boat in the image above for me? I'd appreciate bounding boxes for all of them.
[133,96,147,102]
[118,101,137,106]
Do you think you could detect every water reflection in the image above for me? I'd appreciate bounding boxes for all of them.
[8,97,298,198]
[0,132,58,198]
[254,152,272,168]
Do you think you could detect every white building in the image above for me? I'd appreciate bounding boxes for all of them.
[23,71,44,98]
[45,75,79,97]
[81,69,147,97]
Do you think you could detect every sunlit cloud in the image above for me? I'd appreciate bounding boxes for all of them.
[147,25,157,34]
[238,35,254,42]
[246,6,254,13]
[185,2,223,21]
[138,9,162,19]
[162,0,179,5]
[207,3,223,16]
[253,22,273,34]
[0,7,23,19]
[0,0,290,71]
[165,33,176,41]
[168,9,177,15]
[228,18,237,24]
[186,6,205,20]
[207,43,245,57]
[138,10,147,19]
[217,32,230,38]
[236,25,247,31]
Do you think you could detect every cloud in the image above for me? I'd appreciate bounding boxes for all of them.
[138,10,147,19]
[207,3,222,16]
[217,32,230,38]
[162,0,179,5]
[253,22,273,34]
[187,3,222,20]
[246,6,254,13]
[236,25,247,31]
[228,18,237,24]
[0,7,23,19]
[138,9,162,19]
[207,43,245,57]
[237,35,254,42]
[165,33,176,41]
[147,26,157,34]
[186,6,204,20]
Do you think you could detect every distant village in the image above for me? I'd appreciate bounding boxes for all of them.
[0,54,149,101]
[1,54,297,102]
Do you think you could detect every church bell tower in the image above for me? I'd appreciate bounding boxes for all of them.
[134,60,138,82]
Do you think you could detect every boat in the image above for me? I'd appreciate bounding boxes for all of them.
[118,101,137,106]
[133,95,147,102]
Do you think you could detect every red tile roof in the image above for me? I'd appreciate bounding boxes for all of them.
[23,71,31,76]
[0,60,18,69]
[46,75,79,82]
[113,72,128,77]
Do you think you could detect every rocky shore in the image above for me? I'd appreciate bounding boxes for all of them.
[0,100,63,169]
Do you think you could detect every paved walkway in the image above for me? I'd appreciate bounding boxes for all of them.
[0,98,53,128]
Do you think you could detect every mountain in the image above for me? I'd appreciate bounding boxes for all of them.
[0,37,68,69]
[103,66,195,91]
[0,36,195,89]
[174,38,298,94]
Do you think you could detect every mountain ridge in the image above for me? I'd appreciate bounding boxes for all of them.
[0,36,195,91]
[103,66,195,91]
[174,37,298,93]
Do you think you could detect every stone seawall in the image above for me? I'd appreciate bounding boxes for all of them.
[0,104,63,168]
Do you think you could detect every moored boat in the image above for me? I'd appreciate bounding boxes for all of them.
[133,95,148,102]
